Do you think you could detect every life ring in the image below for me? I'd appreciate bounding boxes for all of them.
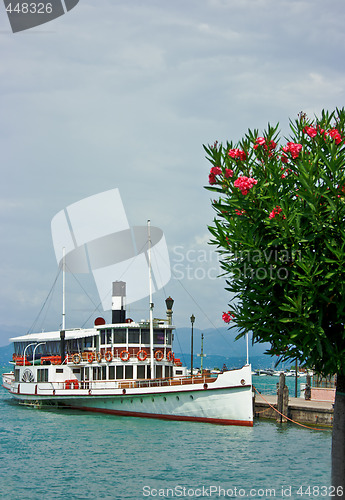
[137,349,148,361]
[65,379,79,390]
[96,352,102,363]
[155,350,164,361]
[167,351,174,362]
[120,350,130,362]
[72,353,81,364]
[88,352,95,363]
[105,351,113,362]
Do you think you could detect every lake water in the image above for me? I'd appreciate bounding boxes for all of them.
[0,372,332,499]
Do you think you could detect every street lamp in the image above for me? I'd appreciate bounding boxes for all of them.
[190,314,195,379]
[165,296,174,325]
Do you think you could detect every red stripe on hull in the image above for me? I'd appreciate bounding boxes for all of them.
[70,405,253,427]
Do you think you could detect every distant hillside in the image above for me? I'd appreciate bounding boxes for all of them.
[173,326,270,358]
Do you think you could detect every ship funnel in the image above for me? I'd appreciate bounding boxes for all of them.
[112,281,126,323]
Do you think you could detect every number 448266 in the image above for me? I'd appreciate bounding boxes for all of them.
[5,3,53,14]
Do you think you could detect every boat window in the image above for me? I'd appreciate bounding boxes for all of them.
[100,330,106,344]
[141,329,150,344]
[14,369,20,382]
[84,337,93,348]
[175,370,183,375]
[114,329,126,344]
[93,367,101,381]
[72,369,80,374]
[37,369,48,382]
[165,330,172,345]
[109,366,115,379]
[155,365,162,378]
[101,366,107,380]
[153,330,165,345]
[85,367,89,380]
[56,369,63,373]
[164,365,172,378]
[106,329,112,344]
[137,365,145,379]
[116,365,124,379]
[128,328,139,344]
[125,365,133,379]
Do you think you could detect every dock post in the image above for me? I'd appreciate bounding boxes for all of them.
[277,373,289,423]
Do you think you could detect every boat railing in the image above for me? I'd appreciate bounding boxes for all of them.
[44,375,217,392]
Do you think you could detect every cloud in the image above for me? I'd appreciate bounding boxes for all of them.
[1,0,345,346]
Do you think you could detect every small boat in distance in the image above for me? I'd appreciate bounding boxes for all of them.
[2,223,253,426]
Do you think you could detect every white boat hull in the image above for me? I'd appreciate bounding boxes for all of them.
[3,365,253,426]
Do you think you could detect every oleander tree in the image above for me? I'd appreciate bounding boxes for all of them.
[204,108,345,493]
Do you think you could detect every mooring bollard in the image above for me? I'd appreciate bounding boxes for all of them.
[277,372,289,423]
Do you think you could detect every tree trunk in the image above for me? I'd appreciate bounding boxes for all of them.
[332,373,345,496]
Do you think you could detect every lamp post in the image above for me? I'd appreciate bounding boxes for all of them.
[165,296,174,325]
[190,314,195,379]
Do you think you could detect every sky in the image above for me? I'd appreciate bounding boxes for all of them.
[1,0,345,348]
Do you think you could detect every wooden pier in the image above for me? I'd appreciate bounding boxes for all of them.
[253,374,334,428]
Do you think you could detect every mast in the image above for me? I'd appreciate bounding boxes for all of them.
[62,247,66,330]
[148,220,155,379]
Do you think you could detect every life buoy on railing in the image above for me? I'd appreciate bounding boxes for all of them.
[65,379,79,390]
[120,350,130,362]
[105,351,113,362]
[72,353,81,364]
[88,352,95,363]
[96,352,102,363]
[155,350,164,362]
[167,351,174,362]
[137,349,148,361]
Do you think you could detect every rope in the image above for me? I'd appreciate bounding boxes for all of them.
[253,386,330,431]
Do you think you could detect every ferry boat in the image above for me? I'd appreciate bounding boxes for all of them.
[2,224,253,426]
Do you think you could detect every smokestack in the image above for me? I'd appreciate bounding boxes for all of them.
[112,281,126,323]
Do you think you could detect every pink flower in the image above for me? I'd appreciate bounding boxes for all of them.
[328,128,342,145]
[235,209,246,215]
[282,142,302,159]
[210,166,222,175]
[225,168,234,178]
[234,176,258,195]
[254,138,277,156]
[208,166,222,185]
[228,148,247,161]
[269,205,285,220]
[303,126,317,138]
[209,173,217,185]
[222,311,235,323]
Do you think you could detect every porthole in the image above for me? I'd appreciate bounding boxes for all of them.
[163,397,167,402]
[140,398,143,403]
[151,397,155,402]
[176,396,180,401]
[190,395,194,400]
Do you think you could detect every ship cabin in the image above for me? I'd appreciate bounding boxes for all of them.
[10,282,187,388]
